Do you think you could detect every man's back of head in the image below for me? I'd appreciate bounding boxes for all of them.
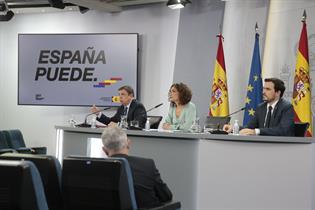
[101,126,173,208]
[101,126,130,156]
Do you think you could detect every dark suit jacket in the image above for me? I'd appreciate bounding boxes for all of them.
[245,98,295,136]
[97,99,147,128]
[111,154,173,209]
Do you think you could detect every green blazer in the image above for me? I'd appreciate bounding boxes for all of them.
[165,102,197,131]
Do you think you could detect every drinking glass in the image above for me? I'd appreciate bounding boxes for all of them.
[68,115,76,127]
[119,115,128,129]
[91,116,96,129]
[190,118,201,133]
[130,120,139,128]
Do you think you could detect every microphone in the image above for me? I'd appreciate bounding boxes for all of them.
[128,103,163,130]
[146,103,163,113]
[76,107,111,128]
[208,107,245,135]
[225,107,245,118]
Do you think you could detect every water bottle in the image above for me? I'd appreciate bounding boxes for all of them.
[91,116,96,129]
[233,119,239,135]
[145,118,150,131]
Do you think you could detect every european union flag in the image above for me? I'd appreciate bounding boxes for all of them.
[243,32,263,126]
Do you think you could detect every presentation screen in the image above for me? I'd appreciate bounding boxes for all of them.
[18,33,138,107]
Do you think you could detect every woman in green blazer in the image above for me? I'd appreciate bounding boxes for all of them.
[162,83,197,131]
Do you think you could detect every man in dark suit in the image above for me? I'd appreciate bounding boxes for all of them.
[91,85,147,128]
[224,78,294,136]
[101,126,173,209]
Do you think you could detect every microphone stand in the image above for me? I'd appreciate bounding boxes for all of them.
[128,103,163,130]
[76,107,111,128]
[209,107,245,135]
[146,103,163,113]
[225,107,246,118]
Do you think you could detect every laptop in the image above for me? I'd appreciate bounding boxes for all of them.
[204,116,231,133]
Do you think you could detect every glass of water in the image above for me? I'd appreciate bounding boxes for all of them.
[130,120,139,128]
[190,118,201,133]
[119,115,128,129]
[68,115,76,127]
[91,116,96,128]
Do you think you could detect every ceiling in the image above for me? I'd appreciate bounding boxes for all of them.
[5,0,168,14]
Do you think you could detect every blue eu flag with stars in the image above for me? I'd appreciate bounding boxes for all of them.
[243,32,263,126]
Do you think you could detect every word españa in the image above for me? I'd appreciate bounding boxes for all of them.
[35,49,106,81]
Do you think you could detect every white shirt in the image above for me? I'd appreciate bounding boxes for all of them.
[123,101,132,116]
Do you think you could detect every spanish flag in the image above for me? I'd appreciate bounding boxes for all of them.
[292,11,312,137]
[209,34,229,116]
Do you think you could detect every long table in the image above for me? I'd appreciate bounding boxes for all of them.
[55,126,315,210]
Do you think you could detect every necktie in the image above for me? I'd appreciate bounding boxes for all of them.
[265,106,273,128]
[123,107,128,116]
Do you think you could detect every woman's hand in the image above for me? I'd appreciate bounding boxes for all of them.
[162,123,171,130]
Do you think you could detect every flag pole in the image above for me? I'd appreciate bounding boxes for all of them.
[302,10,306,22]
[255,22,259,38]
[217,24,224,40]
[255,22,259,33]
[209,25,229,116]
[242,22,263,126]
[292,9,312,137]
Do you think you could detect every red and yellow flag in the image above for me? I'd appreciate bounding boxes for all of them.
[209,34,229,116]
[292,13,312,137]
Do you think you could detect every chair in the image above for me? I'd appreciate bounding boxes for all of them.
[3,129,47,154]
[0,160,48,210]
[0,153,63,210]
[148,116,163,129]
[62,156,181,210]
[0,131,16,154]
[294,122,310,137]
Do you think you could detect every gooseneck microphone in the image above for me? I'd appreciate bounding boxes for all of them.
[128,103,163,130]
[225,107,246,118]
[76,107,111,127]
[208,107,246,135]
[146,103,163,113]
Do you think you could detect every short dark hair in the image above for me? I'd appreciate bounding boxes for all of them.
[169,83,192,106]
[264,78,285,98]
[118,86,134,97]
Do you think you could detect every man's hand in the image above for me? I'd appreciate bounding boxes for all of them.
[222,124,233,133]
[90,104,100,113]
[108,122,118,127]
[239,128,255,135]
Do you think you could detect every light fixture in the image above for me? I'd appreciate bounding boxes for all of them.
[48,0,65,9]
[0,1,14,21]
[0,0,8,14]
[167,0,191,9]
[78,6,89,14]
